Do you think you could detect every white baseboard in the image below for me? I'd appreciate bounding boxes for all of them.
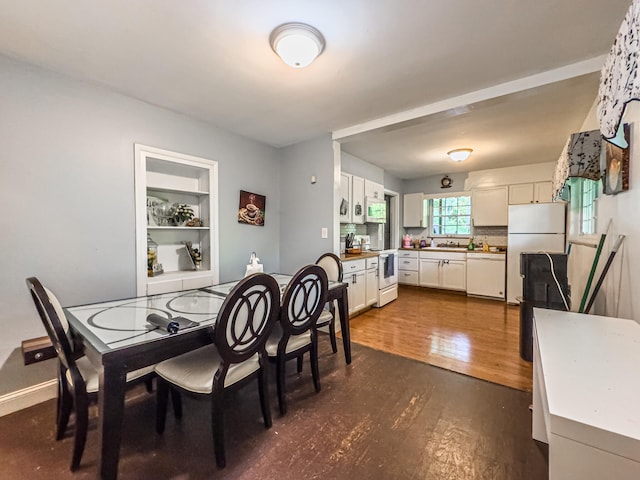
[0,379,57,417]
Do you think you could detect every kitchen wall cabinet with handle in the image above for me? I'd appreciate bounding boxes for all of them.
[509,181,553,204]
[343,258,367,314]
[351,175,365,224]
[419,251,466,291]
[364,179,384,199]
[340,173,365,224]
[339,172,352,223]
[403,193,425,227]
[472,186,508,226]
[398,250,419,285]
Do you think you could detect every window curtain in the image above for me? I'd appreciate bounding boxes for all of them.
[598,0,640,142]
[552,129,602,199]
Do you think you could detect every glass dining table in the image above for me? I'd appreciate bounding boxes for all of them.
[64,274,349,480]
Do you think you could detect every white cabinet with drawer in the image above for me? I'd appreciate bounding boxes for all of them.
[398,250,419,285]
[343,258,367,314]
[365,257,379,306]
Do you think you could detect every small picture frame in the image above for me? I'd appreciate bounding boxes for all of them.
[238,190,265,226]
[602,123,630,195]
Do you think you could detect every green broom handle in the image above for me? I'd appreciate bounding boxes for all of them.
[579,233,606,313]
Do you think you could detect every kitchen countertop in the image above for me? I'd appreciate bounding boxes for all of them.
[400,247,507,254]
[466,249,506,255]
[340,251,380,261]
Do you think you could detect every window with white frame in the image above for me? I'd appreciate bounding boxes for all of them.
[428,194,472,237]
[580,179,598,235]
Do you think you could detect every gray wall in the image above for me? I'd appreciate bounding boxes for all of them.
[341,151,384,183]
[279,135,335,274]
[404,172,469,195]
[383,171,404,195]
[0,55,282,394]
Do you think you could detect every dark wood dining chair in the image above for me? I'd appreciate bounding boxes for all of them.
[315,253,343,353]
[154,272,280,469]
[25,277,155,471]
[266,264,328,415]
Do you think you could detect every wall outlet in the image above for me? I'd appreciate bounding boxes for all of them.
[321,227,328,238]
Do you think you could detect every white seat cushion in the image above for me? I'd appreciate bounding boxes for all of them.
[68,357,155,394]
[265,328,311,357]
[316,308,333,326]
[155,345,260,394]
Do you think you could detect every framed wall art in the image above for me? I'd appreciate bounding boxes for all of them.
[602,123,630,195]
[238,190,265,226]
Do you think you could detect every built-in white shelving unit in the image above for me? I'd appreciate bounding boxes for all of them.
[135,144,219,296]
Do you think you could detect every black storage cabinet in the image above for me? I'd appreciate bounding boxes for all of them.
[519,253,570,361]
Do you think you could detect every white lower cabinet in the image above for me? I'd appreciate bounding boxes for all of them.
[398,250,419,285]
[440,261,467,290]
[418,258,440,287]
[419,251,466,291]
[343,258,367,315]
[366,257,379,306]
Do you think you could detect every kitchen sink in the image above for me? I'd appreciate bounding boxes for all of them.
[421,246,468,252]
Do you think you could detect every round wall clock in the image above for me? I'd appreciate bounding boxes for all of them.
[440,175,453,189]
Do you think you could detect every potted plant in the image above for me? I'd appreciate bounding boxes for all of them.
[174,204,195,226]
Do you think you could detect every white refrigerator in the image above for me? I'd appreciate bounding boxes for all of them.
[507,203,566,304]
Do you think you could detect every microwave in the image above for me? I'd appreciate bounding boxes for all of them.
[365,197,386,223]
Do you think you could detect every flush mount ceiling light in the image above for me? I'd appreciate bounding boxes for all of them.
[270,22,325,68]
[447,148,473,162]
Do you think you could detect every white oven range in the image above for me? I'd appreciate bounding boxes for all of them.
[375,249,398,307]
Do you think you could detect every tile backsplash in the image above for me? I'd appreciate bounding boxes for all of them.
[340,223,384,251]
[402,225,508,247]
[472,226,508,247]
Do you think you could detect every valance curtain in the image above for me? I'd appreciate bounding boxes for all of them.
[598,0,640,142]
[552,129,602,199]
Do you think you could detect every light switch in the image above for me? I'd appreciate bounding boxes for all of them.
[321,227,328,238]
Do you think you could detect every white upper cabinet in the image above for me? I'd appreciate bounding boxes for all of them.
[534,181,553,203]
[135,144,219,296]
[339,172,352,223]
[472,186,508,226]
[340,173,365,224]
[509,181,553,204]
[403,193,425,227]
[351,175,365,224]
[364,179,384,199]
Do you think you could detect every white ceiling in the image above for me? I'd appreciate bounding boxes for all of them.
[0,1,632,178]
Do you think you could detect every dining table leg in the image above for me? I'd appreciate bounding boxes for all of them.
[335,284,351,364]
[97,364,127,480]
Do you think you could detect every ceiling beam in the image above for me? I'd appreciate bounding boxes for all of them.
[332,56,606,143]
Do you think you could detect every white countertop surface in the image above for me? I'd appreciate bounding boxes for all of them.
[534,308,640,461]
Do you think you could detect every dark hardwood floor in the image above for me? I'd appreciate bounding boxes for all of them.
[0,340,547,479]
[348,285,533,391]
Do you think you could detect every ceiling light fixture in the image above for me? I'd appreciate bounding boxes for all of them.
[447,148,473,162]
[270,22,325,68]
